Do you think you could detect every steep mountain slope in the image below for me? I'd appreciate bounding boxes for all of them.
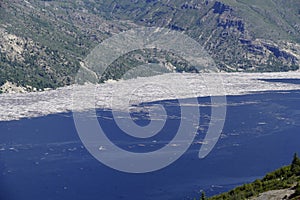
[99,0,300,71]
[221,0,300,42]
[0,0,300,92]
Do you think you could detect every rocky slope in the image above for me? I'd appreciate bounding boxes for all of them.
[251,188,295,200]
[0,0,300,92]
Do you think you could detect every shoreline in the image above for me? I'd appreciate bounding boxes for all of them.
[1,72,300,122]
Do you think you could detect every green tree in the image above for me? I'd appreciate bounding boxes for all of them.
[201,191,206,200]
[291,153,300,175]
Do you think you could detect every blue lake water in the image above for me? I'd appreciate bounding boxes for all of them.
[1,88,300,199]
[258,78,300,85]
